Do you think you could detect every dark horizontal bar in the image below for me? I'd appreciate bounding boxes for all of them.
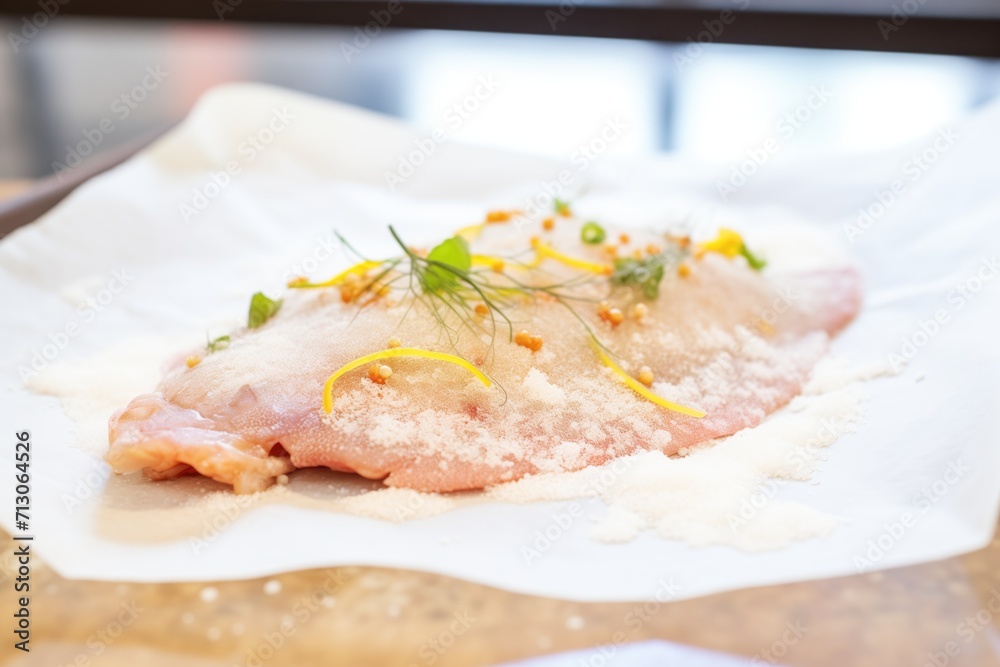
[1,0,999,57]
[0,129,165,238]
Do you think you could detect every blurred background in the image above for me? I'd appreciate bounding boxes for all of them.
[3,17,1000,180]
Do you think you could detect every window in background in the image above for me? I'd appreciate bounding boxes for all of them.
[401,31,663,161]
[1,19,999,180]
[672,45,999,161]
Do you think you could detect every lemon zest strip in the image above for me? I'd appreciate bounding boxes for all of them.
[323,347,491,413]
[590,339,705,418]
[531,239,612,275]
[697,228,743,258]
[454,224,485,240]
[289,260,384,289]
[470,254,506,266]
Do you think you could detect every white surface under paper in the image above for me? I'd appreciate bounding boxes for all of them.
[1,84,999,602]
[497,640,757,666]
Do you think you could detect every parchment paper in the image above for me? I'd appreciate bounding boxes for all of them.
[1,84,998,602]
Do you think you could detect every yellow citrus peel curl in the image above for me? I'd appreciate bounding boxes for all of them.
[323,347,491,414]
[288,260,384,289]
[454,224,485,241]
[697,228,744,258]
[530,238,612,275]
[470,254,508,268]
[590,339,705,418]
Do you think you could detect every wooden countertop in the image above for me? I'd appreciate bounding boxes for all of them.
[2,180,999,667]
[4,527,1000,666]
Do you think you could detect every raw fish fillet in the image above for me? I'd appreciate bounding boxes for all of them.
[106,223,861,493]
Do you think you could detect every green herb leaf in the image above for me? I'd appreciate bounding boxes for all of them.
[740,244,767,271]
[206,335,231,352]
[422,236,471,292]
[554,198,571,216]
[581,221,606,244]
[611,255,666,299]
[248,292,283,329]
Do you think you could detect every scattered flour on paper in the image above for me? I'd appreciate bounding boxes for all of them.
[490,357,892,550]
[310,357,892,551]
[28,334,892,552]
[26,335,195,458]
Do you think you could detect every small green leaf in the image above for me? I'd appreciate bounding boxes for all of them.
[740,244,767,271]
[554,198,571,216]
[422,236,471,292]
[611,255,666,299]
[248,292,283,329]
[643,263,666,299]
[207,335,231,352]
[581,221,606,244]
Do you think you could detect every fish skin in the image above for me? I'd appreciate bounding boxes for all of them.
[106,230,862,494]
[108,393,296,493]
